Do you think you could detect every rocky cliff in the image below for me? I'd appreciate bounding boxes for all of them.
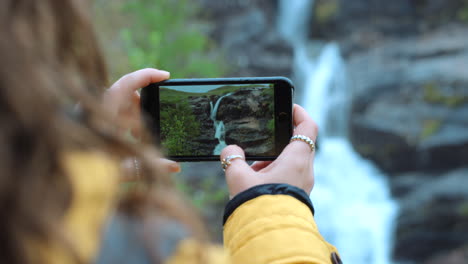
[195,0,293,78]
[186,95,217,154]
[187,0,468,262]
[217,87,274,155]
[185,87,274,155]
[312,0,468,263]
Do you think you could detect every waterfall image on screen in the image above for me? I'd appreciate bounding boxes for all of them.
[159,83,275,156]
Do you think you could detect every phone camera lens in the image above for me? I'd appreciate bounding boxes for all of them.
[278,112,288,122]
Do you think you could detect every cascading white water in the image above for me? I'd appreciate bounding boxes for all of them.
[277,1,398,264]
[306,44,398,264]
[210,93,233,155]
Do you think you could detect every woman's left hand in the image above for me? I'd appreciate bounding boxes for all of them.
[121,157,181,182]
[104,69,180,177]
[104,68,170,138]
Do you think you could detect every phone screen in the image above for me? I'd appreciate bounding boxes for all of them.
[159,83,275,157]
[141,77,293,161]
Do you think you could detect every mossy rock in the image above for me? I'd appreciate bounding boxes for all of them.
[458,201,468,217]
[422,81,468,107]
[420,119,442,140]
[314,0,339,24]
[457,0,468,22]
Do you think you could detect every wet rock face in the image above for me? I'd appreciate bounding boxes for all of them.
[312,0,468,54]
[391,169,468,263]
[188,0,468,259]
[350,87,468,173]
[187,96,218,154]
[348,25,468,173]
[187,87,274,155]
[424,244,468,264]
[225,118,273,154]
[194,0,293,77]
[309,1,468,261]
[343,23,468,262]
[217,88,272,120]
[218,87,275,155]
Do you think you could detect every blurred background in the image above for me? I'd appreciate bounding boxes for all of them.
[93,0,468,263]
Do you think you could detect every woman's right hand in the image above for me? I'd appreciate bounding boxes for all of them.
[220,104,318,198]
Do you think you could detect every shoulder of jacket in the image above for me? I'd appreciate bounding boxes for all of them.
[63,151,119,262]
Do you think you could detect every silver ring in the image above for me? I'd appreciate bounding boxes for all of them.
[133,157,140,179]
[221,155,244,171]
[290,134,315,152]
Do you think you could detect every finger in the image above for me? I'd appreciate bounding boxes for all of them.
[281,105,316,155]
[220,145,251,174]
[220,145,256,196]
[159,158,181,173]
[250,161,272,172]
[292,104,318,140]
[272,105,318,172]
[104,69,170,117]
[110,68,170,96]
[117,91,141,139]
[129,91,142,139]
[120,158,137,182]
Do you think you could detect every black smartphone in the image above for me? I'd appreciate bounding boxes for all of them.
[140,77,294,161]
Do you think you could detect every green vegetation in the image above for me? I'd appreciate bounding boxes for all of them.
[420,119,442,140]
[192,177,227,209]
[457,0,468,22]
[172,168,228,211]
[94,0,226,79]
[267,119,275,133]
[160,84,271,103]
[459,201,468,217]
[120,0,226,78]
[262,86,274,113]
[203,84,270,96]
[160,101,200,155]
[423,82,468,107]
[261,83,274,97]
[261,85,275,135]
[93,1,230,239]
[159,88,208,104]
[159,85,237,103]
[357,144,376,156]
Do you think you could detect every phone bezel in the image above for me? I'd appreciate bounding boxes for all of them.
[140,77,294,161]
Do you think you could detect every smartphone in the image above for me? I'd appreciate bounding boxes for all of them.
[140,77,294,161]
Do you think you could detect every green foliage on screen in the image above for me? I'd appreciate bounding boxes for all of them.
[119,0,226,78]
[160,101,201,155]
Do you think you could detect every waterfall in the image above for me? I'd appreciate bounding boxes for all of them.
[277,1,398,264]
[210,93,233,155]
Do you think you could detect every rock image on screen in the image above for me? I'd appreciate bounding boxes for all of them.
[159,83,275,156]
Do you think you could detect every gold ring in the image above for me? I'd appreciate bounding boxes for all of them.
[221,155,244,171]
[290,135,315,152]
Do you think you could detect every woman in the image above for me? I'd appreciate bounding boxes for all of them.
[0,1,341,264]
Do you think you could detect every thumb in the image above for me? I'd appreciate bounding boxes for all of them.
[220,145,256,198]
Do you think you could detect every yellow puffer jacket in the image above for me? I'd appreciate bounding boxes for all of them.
[48,153,341,264]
